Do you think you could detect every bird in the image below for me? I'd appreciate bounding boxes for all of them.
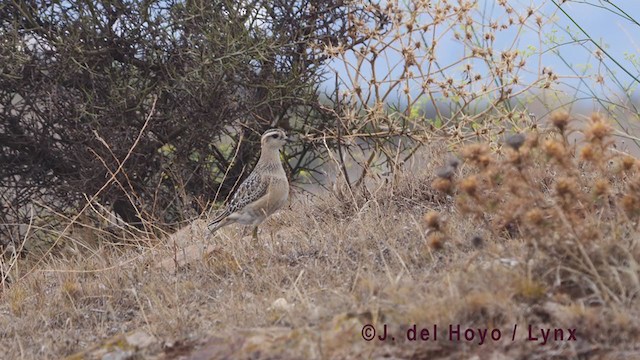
[208,128,290,240]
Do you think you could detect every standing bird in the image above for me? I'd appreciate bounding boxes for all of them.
[208,128,290,239]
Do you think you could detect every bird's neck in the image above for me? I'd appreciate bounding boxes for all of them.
[257,148,281,166]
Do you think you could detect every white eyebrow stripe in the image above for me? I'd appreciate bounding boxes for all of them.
[262,129,285,138]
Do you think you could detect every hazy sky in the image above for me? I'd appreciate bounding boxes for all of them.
[323,1,640,103]
[520,0,640,85]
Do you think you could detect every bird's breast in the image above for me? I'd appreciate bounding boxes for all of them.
[265,177,289,212]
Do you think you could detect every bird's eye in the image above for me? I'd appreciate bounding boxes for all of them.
[271,134,279,139]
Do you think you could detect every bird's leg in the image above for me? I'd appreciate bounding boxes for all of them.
[239,226,249,238]
[252,226,259,241]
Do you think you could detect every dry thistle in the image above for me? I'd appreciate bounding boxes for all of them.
[621,195,640,218]
[423,211,441,231]
[432,177,453,194]
[462,143,491,168]
[580,143,596,162]
[584,113,611,142]
[526,132,539,149]
[621,156,636,172]
[460,175,478,196]
[593,179,609,198]
[543,139,567,162]
[428,233,446,250]
[524,208,544,227]
[549,111,570,132]
[555,177,578,198]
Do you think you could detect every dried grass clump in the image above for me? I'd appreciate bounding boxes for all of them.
[442,112,640,306]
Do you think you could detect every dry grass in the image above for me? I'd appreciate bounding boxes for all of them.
[1,114,639,359]
[2,1,639,358]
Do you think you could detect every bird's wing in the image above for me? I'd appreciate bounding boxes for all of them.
[209,172,269,227]
[227,171,269,213]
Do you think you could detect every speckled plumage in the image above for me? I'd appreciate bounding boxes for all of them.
[208,129,290,238]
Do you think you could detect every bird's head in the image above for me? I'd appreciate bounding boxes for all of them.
[261,128,290,150]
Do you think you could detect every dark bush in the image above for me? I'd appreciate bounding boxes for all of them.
[0,0,380,241]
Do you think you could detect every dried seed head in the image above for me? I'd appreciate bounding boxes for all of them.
[428,233,446,250]
[432,177,453,193]
[462,143,491,167]
[524,208,544,226]
[622,156,636,171]
[593,179,609,197]
[580,143,596,162]
[507,148,523,164]
[505,133,526,151]
[543,139,567,161]
[526,132,539,148]
[462,143,488,158]
[629,178,640,193]
[555,177,577,198]
[423,211,441,231]
[622,195,640,217]
[460,175,478,196]
[549,111,570,131]
[585,113,611,142]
